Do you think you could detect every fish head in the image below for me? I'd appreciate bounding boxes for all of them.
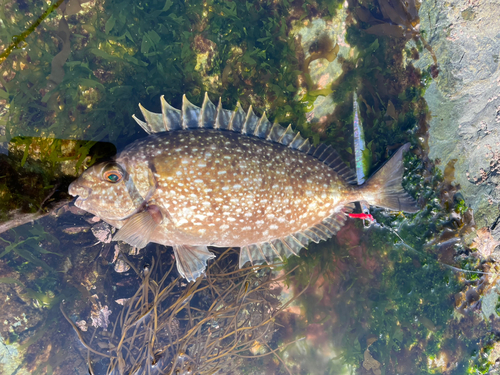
[68,161,147,220]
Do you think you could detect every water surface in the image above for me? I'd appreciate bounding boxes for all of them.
[0,0,495,374]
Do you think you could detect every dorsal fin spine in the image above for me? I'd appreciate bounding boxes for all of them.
[200,93,217,129]
[317,145,332,160]
[139,103,164,133]
[281,237,299,255]
[214,98,222,129]
[268,242,284,261]
[254,111,270,138]
[199,93,208,128]
[132,114,150,134]
[277,124,294,145]
[289,132,301,147]
[135,93,357,177]
[161,95,182,131]
[242,105,259,135]
[229,102,245,132]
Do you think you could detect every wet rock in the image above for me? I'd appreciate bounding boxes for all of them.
[114,257,130,273]
[67,205,87,216]
[60,257,72,273]
[415,0,500,229]
[91,222,112,243]
[0,261,45,373]
[115,298,129,305]
[291,13,349,124]
[61,225,90,234]
[113,241,139,257]
[75,320,88,332]
[471,227,500,259]
[481,279,500,320]
[90,302,112,331]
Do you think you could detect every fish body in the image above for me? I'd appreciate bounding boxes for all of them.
[353,92,366,185]
[69,94,418,281]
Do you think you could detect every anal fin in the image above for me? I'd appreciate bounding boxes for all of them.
[239,238,303,268]
[173,245,215,282]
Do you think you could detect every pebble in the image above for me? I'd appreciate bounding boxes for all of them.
[62,226,90,234]
[91,222,113,243]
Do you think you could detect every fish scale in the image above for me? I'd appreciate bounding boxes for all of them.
[125,130,344,247]
[69,93,419,281]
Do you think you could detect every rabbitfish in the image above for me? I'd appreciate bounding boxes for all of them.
[69,93,418,281]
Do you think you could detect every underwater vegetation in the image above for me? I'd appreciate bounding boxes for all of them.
[0,0,499,374]
[61,247,303,375]
[280,147,500,374]
[0,136,114,231]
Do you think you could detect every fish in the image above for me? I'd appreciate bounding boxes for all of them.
[68,93,419,282]
[353,92,366,185]
[353,92,372,222]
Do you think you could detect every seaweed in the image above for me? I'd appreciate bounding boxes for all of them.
[0,223,61,273]
[61,248,307,374]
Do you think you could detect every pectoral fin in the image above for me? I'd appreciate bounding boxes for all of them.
[172,245,215,282]
[113,210,159,249]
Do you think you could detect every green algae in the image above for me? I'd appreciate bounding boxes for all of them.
[0,0,496,374]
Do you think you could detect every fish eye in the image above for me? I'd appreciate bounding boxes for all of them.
[104,171,122,183]
[101,163,124,183]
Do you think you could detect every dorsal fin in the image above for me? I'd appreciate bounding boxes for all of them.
[242,105,259,135]
[182,94,201,129]
[215,98,232,130]
[200,92,216,129]
[133,93,355,176]
[161,95,182,130]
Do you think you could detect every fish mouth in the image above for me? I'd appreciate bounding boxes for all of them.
[68,181,92,205]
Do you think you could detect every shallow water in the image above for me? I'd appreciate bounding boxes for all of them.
[0,0,497,374]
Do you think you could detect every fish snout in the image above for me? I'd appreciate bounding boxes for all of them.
[68,180,92,200]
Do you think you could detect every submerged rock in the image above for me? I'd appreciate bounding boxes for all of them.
[416,0,500,229]
[91,222,112,243]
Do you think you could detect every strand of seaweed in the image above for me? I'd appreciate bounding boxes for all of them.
[62,247,309,374]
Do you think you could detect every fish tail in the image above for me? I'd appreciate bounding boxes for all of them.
[362,143,419,213]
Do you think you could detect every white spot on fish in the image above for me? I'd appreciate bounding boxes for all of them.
[177,218,188,226]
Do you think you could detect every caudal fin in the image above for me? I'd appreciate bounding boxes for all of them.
[364,143,419,213]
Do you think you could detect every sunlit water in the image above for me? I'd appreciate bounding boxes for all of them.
[0,0,494,374]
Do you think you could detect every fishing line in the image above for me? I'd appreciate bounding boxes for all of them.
[350,213,495,276]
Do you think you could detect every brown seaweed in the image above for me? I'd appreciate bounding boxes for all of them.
[357,0,438,66]
[62,247,307,374]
